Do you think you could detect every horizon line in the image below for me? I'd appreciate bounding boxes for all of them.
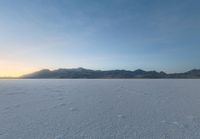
[0,67,199,78]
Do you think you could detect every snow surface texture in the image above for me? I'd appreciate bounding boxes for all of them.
[0,79,200,139]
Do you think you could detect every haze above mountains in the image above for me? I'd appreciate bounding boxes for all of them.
[15,68,200,79]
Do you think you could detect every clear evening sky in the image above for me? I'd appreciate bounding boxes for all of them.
[0,0,199,77]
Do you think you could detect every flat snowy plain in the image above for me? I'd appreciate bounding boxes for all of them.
[0,79,200,139]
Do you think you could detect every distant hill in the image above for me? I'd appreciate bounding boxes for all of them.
[20,68,200,79]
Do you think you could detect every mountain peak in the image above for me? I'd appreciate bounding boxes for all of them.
[21,68,200,79]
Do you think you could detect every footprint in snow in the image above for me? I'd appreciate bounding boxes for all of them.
[118,95,122,98]
[171,121,185,128]
[161,120,187,129]
[161,133,169,139]
[172,121,179,126]
[161,120,167,124]
[117,114,125,119]
[14,104,21,108]
[53,103,66,108]
[186,115,195,121]
[4,107,10,111]
[57,97,64,101]
[59,103,66,107]
[0,131,6,136]
[69,107,78,112]
[55,135,64,139]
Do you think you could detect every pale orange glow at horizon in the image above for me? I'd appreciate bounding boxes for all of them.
[0,70,31,77]
[0,61,40,77]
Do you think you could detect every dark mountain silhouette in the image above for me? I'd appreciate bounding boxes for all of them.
[20,68,200,79]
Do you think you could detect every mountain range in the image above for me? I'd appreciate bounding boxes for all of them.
[20,68,200,79]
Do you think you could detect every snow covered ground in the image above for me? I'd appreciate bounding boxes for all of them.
[0,79,200,139]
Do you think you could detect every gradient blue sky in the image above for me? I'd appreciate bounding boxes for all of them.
[0,0,200,76]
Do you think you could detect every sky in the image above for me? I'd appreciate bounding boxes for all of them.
[0,0,200,77]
